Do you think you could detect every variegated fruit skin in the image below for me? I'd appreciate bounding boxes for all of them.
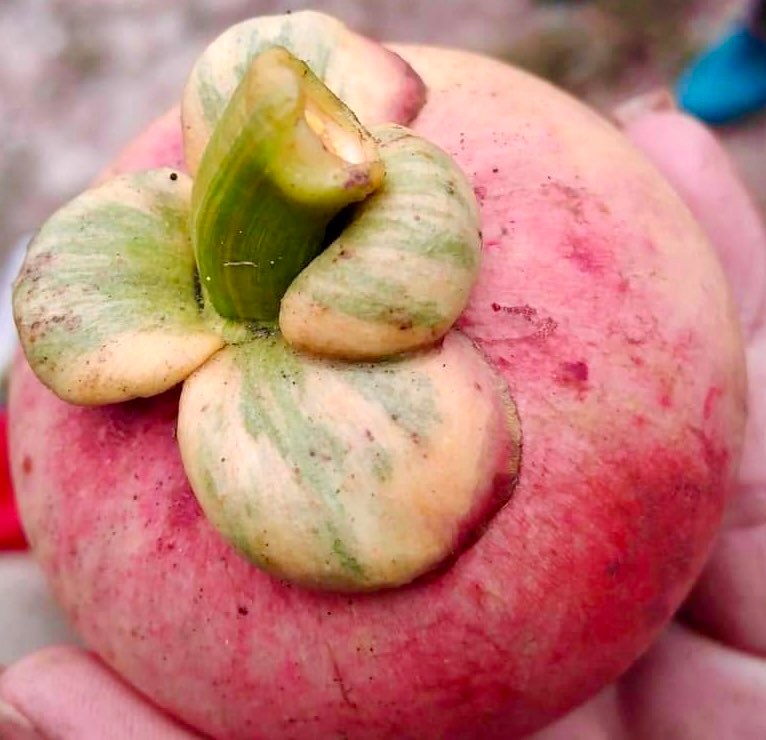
[9,46,745,739]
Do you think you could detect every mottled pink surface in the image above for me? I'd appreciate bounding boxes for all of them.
[10,46,746,738]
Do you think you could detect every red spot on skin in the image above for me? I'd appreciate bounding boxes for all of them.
[555,361,590,399]
[467,580,491,609]
[21,456,33,475]
[690,427,731,472]
[642,237,658,254]
[565,234,605,275]
[617,276,630,294]
[703,387,723,420]
[657,378,675,410]
[166,487,203,530]
[155,537,177,554]
[559,361,589,383]
[473,185,487,203]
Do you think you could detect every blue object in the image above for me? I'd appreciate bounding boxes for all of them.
[677,26,766,125]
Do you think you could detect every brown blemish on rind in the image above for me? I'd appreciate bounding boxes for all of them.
[488,303,558,342]
[541,181,588,224]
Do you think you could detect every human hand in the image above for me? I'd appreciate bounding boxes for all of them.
[1,101,765,740]
[0,646,201,739]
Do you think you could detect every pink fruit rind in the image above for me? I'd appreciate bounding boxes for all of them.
[9,45,745,738]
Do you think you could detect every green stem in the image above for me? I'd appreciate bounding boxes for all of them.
[191,46,384,322]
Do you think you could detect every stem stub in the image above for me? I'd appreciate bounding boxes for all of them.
[191,46,384,322]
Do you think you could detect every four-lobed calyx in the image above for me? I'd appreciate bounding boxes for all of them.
[12,11,521,591]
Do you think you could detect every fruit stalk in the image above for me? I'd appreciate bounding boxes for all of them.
[191,46,384,322]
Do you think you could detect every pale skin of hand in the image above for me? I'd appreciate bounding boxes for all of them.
[1,108,765,740]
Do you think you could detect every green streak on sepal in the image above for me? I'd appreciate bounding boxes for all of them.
[13,169,223,405]
[280,124,482,360]
[177,332,516,593]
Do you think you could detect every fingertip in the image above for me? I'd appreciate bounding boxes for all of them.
[620,625,766,738]
[0,695,40,740]
[0,644,88,688]
[0,646,197,739]
[611,87,677,127]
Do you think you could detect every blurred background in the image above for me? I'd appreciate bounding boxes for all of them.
[1,0,765,260]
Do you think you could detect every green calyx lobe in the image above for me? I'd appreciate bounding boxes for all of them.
[191,46,385,322]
